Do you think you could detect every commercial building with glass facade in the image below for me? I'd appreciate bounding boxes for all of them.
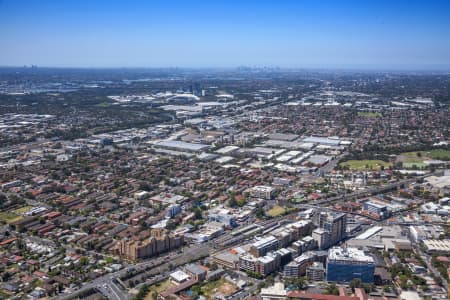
[326,247,374,283]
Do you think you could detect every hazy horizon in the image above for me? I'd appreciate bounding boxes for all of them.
[1,65,450,73]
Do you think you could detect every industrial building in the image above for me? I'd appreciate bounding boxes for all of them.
[153,140,210,153]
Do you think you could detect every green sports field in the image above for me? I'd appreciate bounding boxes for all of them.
[339,159,392,170]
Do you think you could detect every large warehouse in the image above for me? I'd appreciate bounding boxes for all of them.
[153,140,210,153]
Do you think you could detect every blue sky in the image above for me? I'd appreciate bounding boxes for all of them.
[1,0,450,69]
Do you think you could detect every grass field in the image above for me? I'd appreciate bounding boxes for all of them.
[339,159,392,170]
[429,149,450,160]
[357,111,382,117]
[145,280,174,299]
[401,149,450,161]
[398,154,422,163]
[267,205,287,217]
[96,102,112,107]
[201,279,237,298]
[13,206,33,215]
[0,212,22,224]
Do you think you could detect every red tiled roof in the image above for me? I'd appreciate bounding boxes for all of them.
[33,270,48,278]
[436,256,450,262]
[44,211,62,219]
[0,237,17,246]
[13,255,24,262]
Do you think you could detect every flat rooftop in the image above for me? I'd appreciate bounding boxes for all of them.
[328,247,374,264]
[423,239,450,252]
[154,140,210,151]
[303,136,341,146]
[355,226,383,240]
[253,235,277,248]
[267,133,299,141]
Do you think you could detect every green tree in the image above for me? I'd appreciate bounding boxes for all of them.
[228,193,237,207]
[285,276,306,290]
[326,283,339,295]
[349,278,361,291]
[79,256,89,265]
[193,207,203,220]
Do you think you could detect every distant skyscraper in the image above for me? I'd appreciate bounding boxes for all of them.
[194,83,201,95]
